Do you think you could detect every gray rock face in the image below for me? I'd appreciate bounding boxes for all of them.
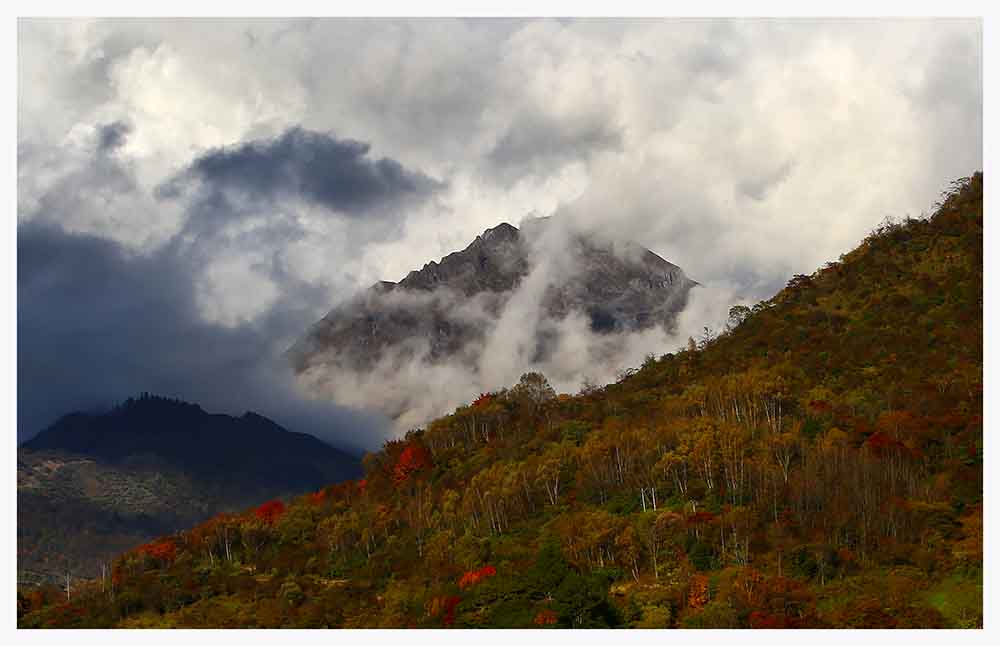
[289,219,698,381]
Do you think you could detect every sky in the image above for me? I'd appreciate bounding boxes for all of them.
[16,17,982,448]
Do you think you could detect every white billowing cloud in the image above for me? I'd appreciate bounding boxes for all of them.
[18,18,982,436]
[19,19,982,287]
[298,281,744,434]
[194,244,282,327]
[106,43,301,163]
[547,19,982,295]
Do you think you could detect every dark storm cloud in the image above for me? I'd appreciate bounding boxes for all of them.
[96,120,131,153]
[162,127,442,215]
[151,127,446,303]
[16,221,389,453]
[16,124,445,452]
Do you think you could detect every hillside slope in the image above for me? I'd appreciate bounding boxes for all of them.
[19,174,982,628]
[23,395,361,491]
[18,395,362,584]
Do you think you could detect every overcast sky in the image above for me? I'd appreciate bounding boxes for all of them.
[17,18,982,445]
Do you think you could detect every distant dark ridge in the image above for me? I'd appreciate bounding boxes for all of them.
[22,394,363,490]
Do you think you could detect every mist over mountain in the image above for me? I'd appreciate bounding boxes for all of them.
[290,217,699,429]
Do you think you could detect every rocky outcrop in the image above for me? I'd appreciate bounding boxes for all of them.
[289,218,697,377]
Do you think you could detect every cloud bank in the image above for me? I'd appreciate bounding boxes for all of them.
[17,18,982,442]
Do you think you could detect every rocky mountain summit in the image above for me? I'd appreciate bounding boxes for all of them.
[290,217,698,382]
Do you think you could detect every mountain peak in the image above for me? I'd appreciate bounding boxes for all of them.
[289,220,697,424]
[22,394,361,487]
[481,221,519,241]
[18,394,364,585]
[112,393,205,417]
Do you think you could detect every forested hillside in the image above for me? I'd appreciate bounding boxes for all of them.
[18,395,362,585]
[18,173,983,629]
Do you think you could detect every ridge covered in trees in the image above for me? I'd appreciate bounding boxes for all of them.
[18,173,983,628]
[18,395,363,584]
[22,394,362,491]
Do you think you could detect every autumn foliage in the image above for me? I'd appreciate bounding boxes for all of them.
[533,609,559,625]
[392,443,433,486]
[428,595,462,626]
[687,574,709,609]
[457,565,497,590]
[254,500,286,525]
[17,175,983,629]
[136,539,177,564]
[472,392,496,408]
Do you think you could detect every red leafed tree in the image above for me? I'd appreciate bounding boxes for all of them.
[533,609,559,625]
[472,392,496,408]
[137,539,177,564]
[442,595,461,626]
[392,443,433,486]
[308,489,328,507]
[255,500,286,525]
[458,565,497,589]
